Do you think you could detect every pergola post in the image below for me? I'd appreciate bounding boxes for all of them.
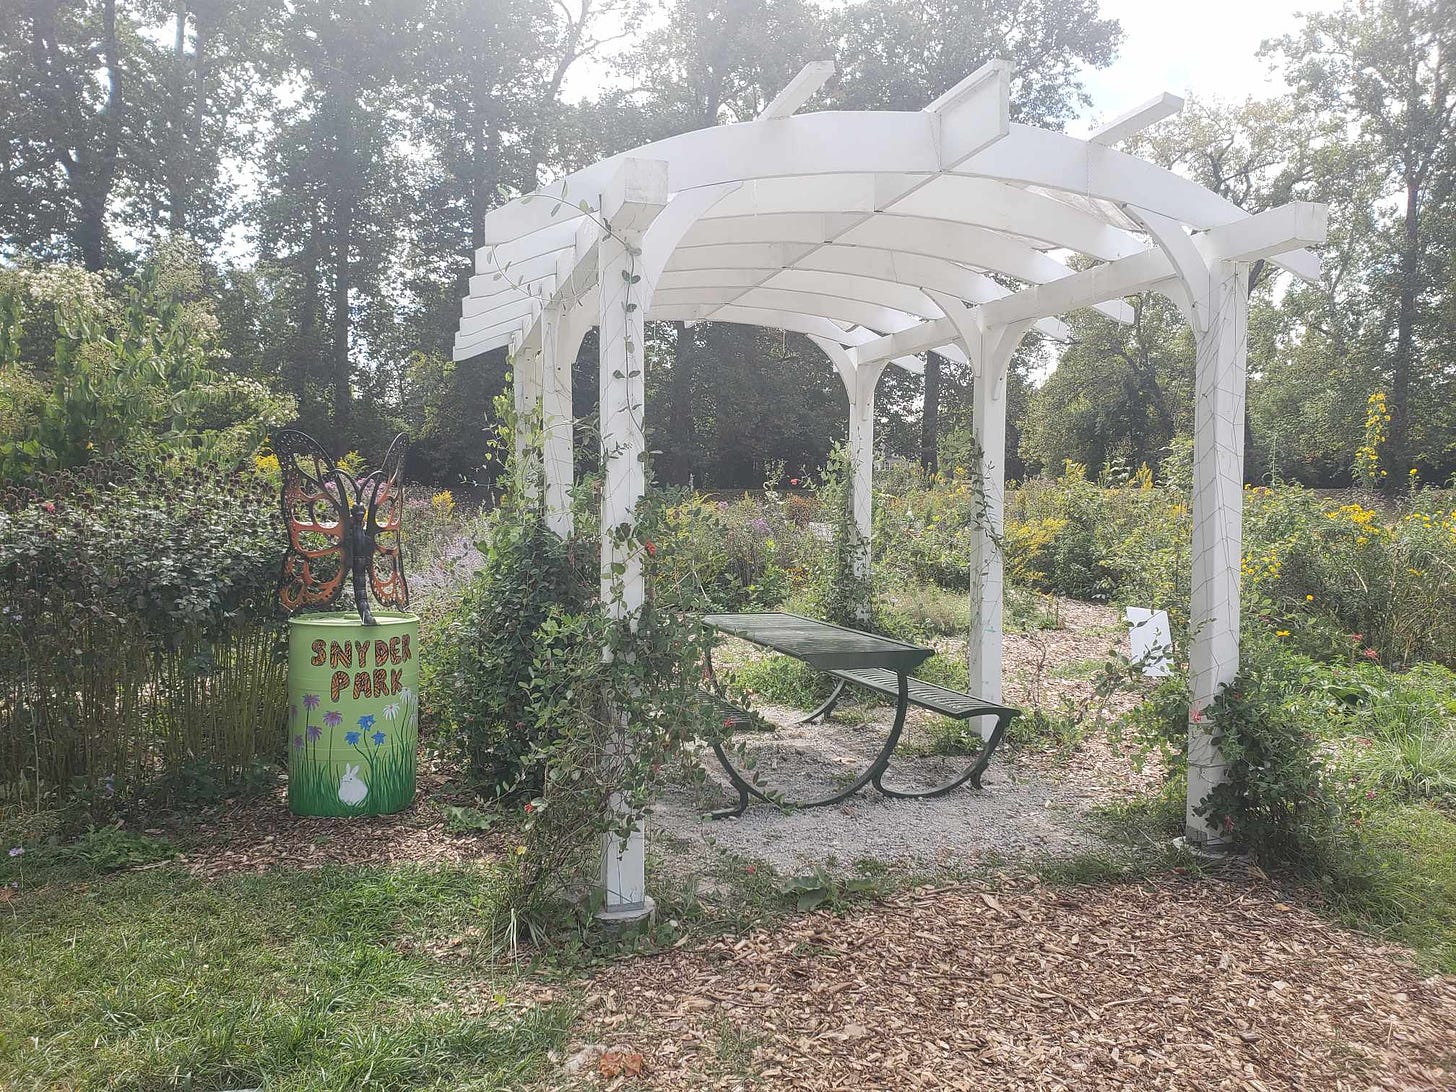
[595,158,668,925]
[539,304,574,537]
[964,321,1030,713]
[510,332,543,499]
[1185,263,1249,846]
[811,336,879,621]
[845,364,881,600]
[1133,208,1252,848]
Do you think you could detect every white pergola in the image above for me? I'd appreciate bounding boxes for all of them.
[455,60,1328,921]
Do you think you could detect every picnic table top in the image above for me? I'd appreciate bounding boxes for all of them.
[702,611,934,674]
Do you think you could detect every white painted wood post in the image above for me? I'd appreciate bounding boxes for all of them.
[596,158,668,923]
[1185,263,1249,847]
[539,304,574,538]
[510,332,543,499]
[845,364,881,597]
[810,337,878,621]
[965,322,1029,716]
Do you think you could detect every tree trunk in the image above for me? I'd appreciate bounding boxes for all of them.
[665,321,695,482]
[1387,176,1420,481]
[25,0,122,270]
[330,87,355,451]
[920,351,941,475]
[169,6,187,231]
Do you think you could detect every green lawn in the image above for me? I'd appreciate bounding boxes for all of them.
[0,864,569,1091]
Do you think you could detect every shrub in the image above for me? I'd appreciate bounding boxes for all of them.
[0,464,286,805]
[1242,486,1456,669]
[0,244,294,485]
[422,506,592,791]
[424,460,724,941]
[654,492,797,612]
[1194,637,1333,864]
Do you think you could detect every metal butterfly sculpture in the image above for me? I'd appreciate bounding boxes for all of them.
[276,430,409,626]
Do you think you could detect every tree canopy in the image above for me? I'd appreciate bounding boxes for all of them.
[3,0,1453,488]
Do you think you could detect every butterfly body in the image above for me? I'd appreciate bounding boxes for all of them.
[276,430,409,626]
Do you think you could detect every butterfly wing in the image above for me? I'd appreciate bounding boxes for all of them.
[364,432,409,610]
[275,429,351,613]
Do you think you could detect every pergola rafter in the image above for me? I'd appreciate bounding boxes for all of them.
[455,59,1329,924]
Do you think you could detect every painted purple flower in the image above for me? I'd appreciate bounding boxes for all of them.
[324,710,343,728]
[293,734,304,749]
[358,714,375,730]
[290,702,298,719]
[345,731,361,745]
[372,730,386,746]
[306,725,322,742]
[303,693,321,710]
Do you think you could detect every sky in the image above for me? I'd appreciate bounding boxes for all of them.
[1076,0,1346,132]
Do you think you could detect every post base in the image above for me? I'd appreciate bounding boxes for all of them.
[1173,834,1243,862]
[594,895,656,934]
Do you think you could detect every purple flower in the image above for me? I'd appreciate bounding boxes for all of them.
[306,725,322,742]
[7,847,22,858]
[293,734,304,749]
[290,702,298,719]
[303,693,321,710]
[372,730,386,746]
[751,517,769,533]
[324,710,342,728]
[345,731,361,745]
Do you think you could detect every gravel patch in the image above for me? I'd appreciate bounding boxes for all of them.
[652,703,1109,876]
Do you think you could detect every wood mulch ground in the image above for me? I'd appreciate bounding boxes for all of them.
[558,875,1456,1091]
[163,755,509,878]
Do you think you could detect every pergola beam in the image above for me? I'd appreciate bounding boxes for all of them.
[1200,201,1328,266]
[1087,92,1185,145]
[759,60,836,120]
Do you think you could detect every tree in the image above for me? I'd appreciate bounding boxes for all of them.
[829,0,1123,472]
[2,1,132,269]
[613,0,826,483]
[1269,0,1456,479]
[253,0,416,450]
[1020,296,1193,476]
[829,0,1122,125]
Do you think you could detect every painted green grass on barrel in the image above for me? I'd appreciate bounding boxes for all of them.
[288,691,418,816]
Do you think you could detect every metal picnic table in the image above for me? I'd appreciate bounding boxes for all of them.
[701,611,1018,818]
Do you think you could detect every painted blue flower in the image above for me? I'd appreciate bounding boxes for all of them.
[358,714,375,730]
[345,731,361,745]
[372,731,386,746]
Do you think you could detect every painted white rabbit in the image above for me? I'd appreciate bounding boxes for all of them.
[337,764,368,807]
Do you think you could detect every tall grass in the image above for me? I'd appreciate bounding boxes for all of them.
[1,621,286,805]
[0,466,287,807]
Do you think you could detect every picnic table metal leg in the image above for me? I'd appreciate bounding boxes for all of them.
[791,671,910,810]
[706,672,912,816]
[872,709,1016,800]
[799,677,848,724]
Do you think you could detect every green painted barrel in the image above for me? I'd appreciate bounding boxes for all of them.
[287,611,420,816]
